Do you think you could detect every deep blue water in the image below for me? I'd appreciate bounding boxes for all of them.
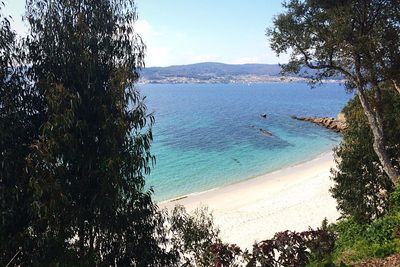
[139,83,352,201]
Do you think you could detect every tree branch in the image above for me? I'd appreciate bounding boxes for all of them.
[392,79,400,95]
[295,44,355,82]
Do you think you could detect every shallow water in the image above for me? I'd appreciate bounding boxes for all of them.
[139,83,352,201]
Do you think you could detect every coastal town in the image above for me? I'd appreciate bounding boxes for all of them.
[139,74,309,84]
[138,62,342,84]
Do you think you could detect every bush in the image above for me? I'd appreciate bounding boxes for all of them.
[303,219,336,262]
[390,187,400,212]
[244,227,335,267]
[167,205,223,266]
[166,207,337,267]
[330,212,400,264]
[250,230,310,266]
[330,90,400,223]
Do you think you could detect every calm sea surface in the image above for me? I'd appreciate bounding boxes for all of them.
[139,83,352,201]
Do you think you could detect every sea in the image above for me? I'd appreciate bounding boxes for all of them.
[139,83,353,201]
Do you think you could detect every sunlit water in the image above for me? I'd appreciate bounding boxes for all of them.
[139,83,352,201]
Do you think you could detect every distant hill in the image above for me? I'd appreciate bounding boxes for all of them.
[139,62,341,84]
[139,62,285,84]
[141,62,281,78]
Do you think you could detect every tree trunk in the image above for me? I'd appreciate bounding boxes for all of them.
[392,80,400,95]
[356,87,400,185]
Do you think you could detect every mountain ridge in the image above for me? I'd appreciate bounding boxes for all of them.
[138,62,341,84]
[139,62,285,84]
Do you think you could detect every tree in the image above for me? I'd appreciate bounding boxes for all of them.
[168,205,223,266]
[0,2,44,265]
[268,0,400,184]
[24,0,174,265]
[330,90,400,223]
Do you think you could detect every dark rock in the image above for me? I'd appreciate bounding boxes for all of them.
[250,125,273,137]
[259,128,273,137]
[291,115,347,133]
[260,113,267,118]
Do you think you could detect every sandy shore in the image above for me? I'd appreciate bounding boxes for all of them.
[160,152,340,249]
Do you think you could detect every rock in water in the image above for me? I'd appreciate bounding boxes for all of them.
[250,125,273,137]
[259,128,273,137]
[291,115,347,133]
[260,113,267,118]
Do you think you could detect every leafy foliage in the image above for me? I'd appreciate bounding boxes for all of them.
[246,227,335,267]
[268,0,400,89]
[330,212,400,264]
[205,242,244,267]
[268,1,400,264]
[168,207,400,266]
[22,0,176,265]
[168,205,221,266]
[390,187,400,213]
[249,231,310,267]
[268,0,400,183]
[331,90,400,223]
[0,3,44,265]
[1,0,177,265]
[2,0,399,266]
[165,207,336,267]
[164,205,245,266]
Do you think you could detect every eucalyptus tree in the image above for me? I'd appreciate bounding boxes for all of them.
[268,0,400,184]
[25,0,174,265]
[0,2,44,265]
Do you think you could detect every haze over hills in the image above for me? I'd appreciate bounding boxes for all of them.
[139,62,299,84]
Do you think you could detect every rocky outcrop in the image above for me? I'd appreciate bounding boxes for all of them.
[291,113,347,133]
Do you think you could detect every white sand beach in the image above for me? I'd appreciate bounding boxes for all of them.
[160,152,341,249]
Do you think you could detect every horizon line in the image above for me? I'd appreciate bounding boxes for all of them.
[143,61,285,69]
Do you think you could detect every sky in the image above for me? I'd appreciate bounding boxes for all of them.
[3,0,289,67]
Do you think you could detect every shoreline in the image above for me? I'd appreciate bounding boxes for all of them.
[139,79,343,85]
[159,150,333,204]
[159,150,340,248]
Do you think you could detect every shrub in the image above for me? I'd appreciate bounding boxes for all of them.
[246,227,335,267]
[166,207,337,267]
[330,91,400,223]
[330,212,400,264]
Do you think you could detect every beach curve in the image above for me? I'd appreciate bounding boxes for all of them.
[159,151,340,249]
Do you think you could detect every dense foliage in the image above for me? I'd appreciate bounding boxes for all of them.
[0,0,177,265]
[306,189,400,266]
[268,0,400,184]
[2,0,400,266]
[166,204,400,267]
[268,2,400,263]
[165,207,337,267]
[330,213,400,264]
[331,90,400,223]
[168,205,222,266]
[0,2,44,264]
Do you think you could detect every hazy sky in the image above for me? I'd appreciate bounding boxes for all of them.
[3,0,289,67]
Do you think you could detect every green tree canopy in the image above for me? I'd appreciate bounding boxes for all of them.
[268,0,400,184]
[19,0,174,265]
[0,2,45,264]
[331,89,400,223]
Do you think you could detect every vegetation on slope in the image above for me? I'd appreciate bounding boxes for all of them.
[1,0,399,266]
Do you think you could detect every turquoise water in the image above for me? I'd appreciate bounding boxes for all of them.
[140,83,352,201]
